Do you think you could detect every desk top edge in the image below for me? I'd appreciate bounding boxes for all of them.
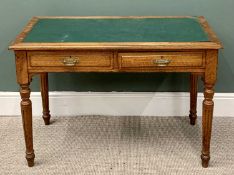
[9,16,222,50]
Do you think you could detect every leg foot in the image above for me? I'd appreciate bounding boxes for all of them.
[26,151,35,167]
[43,114,51,125]
[189,114,196,125]
[201,154,210,168]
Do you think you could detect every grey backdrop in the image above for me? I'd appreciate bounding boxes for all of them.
[0,0,232,92]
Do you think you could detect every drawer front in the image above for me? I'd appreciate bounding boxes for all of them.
[118,52,204,69]
[28,52,113,68]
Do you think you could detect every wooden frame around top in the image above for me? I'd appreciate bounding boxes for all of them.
[9,16,222,50]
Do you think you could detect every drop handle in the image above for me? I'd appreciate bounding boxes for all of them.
[63,56,79,66]
[153,58,171,67]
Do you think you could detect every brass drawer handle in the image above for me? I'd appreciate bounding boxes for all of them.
[63,56,79,66]
[153,58,171,67]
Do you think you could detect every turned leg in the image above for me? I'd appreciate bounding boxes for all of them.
[40,73,51,125]
[201,84,214,168]
[201,50,218,168]
[20,84,35,167]
[189,73,198,125]
[15,51,35,167]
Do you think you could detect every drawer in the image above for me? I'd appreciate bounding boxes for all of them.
[118,52,204,69]
[28,51,114,68]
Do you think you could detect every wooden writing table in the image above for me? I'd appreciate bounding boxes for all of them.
[9,16,222,168]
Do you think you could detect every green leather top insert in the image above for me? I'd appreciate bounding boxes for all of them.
[23,17,209,43]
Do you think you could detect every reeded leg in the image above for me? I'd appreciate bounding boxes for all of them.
[40,73,51,125]
[189,73,198,125]
[201,50,218,168]
[20,84,35,167]
[201,84,214,168]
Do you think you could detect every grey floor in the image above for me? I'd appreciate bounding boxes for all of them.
[0,116,234,175]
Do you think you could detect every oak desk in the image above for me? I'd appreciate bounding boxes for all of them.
[9,16,222,168]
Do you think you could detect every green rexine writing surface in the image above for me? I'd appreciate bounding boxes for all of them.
[23,17,210,43]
